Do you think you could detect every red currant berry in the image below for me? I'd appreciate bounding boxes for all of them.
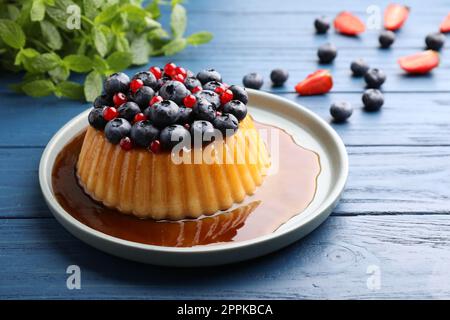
[113,92,127,106]
[164,62,177,76]
[149,66,162,79]
[172,74,185,82]
[150,95,163,106]
[120,137,133,151]
[150,140,161,154]
[103,107,118,121]
[214,86,225,95]
[191,86,202,93]
[183,123,190,130]
[183,94,197,108]
[133,113,147,123]
[216,111,222,117]
[130,79,144,93]
[175,66,187,78]
[220,89,234,105]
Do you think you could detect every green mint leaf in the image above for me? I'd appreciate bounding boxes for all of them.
[0,19,25,49]
[92,55,109,74]
[170,4,186,38]
[22,79,55,97]
[14,48,39,66]
[7,5,21,21]
[186,32,213,46]
[120,4,151,23]
[146,0,161,19]
[162,38,186,56]
[49,65,70,82]
[131,35,151,65]
[31,52,60,72]
[92,28,108,57]
[31,0,46,22]
[84,70,103,102]
[56,81,84,100]
[94,4,118,24]
[115,33,130,52]
[63,54,93,73]
[40,20,62,50]
[106,51,133,72]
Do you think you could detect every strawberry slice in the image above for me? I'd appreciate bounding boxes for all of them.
[295,70,333,95]
[440,13,450,33]
[398,50,439,74]
[384,4,410,31]
[334,11,365,36]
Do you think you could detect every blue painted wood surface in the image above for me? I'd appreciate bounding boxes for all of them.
[1,0,450,299]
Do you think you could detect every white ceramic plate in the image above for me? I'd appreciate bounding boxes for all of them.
[39,90,348,267]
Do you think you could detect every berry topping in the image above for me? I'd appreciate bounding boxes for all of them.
[105,118,131,144]
[160,125,191,150]
[129,86,155,109]
[184,77,202,91]
[314,17,330,34]
[222,100,247,121]
[164,62,177,76]
[196,69,222,84]
[220,89,234,105]
[213,113,239,137]
[130,79,144,93]
[379,30,395,48]
[334,11,365,36]
[130,120,160,147]
[295,70,333,96]
[150,140,162,154]
[364,68,386,88]
[214,86,225,95]
[94,93,113,108]
[330,101,353,122]
[270,69,289,87]
[350,59,369,77]
[145,100,180,128]
[317,43,337,64]
[119,137,133,151]
[362,89,385,112]
[192,99,216,122]
[104,72,130,96]
[440,13,450,33]
[149,66,162,80]
[177,107,193,125]
[88,108,108,130]
[183,94,197,108]
[425,33,445,51]
[150,95,163,106]
[194,90,221,109]
[228,85,248,104]
[133,113,147,123]
[398,50,440,74]
[132,71,157,90]
[384,4,409,31]
[172,73,186,82]
[243,72,264,90]
[117,101,141,122]
[203,81,224,92]
[175,66,187,78]
[191,86,202,93]
[190,120,215,146]
[103,106,118,121]
[159,80,189,105]
[113,92,127,106]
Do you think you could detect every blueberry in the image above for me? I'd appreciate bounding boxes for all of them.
[243,73,264,90]
[425,32,445,51]
[192,99,216,122]
[160,125,191,150]
[203,81,223,91]
[213,113,239,137]
[184,77,202,91]
[194,90,220,109]
[196,69,222,84]
[93,93,113,108]
[177,107,193,125]
[159,80,189,105]
[228,85,248,104]
[314,17,330,34]
[270,69,289,87]
[318,43,337,64]
[117,101,141,122]
[129,86,154,109]
[330,102,353,122]
[362,89,384,111]
[145,100,179,128]
[88,107,107,130]
[130,120,160,147]
[350,59,370,77]
[190,120,215,146]
[104,72,130,96]
[104,118,131,144]
[222,100,247,121]
[132,71,157,90]
[379,30,395,48]
[364,68,386,89]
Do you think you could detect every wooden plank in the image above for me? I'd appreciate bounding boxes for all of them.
[1,215,450,299]
[1,146,449,218]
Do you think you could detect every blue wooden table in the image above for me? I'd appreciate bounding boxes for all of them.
[1,0,450,299]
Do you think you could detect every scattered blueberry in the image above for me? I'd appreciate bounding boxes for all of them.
[158,80,189,105]
[314,17,330,34]
[270,69,289,87]
[88,107,107,130]
[192,99,216,122]
[330,102,353,122]
[160,124,191,150]
[132,71,158,90]
[104,118,132,144]
[104,72,130,96]
[318,43,337,64]
[93,93,113,108]
[194,90,221,109]
[243,73,264,90]
[184,77,202,91]
[350,59,370,77]
[117,101,141,122]
[222,100,247,121]
[425,32,445,51]
[364,68,386,88]
[213,113,239,136]
[362,89,384,111]
[203,81,224,91]
[196,69,222,84]
[379,30,395,48]
[129,86,154,109]
[190,120,216,145]
[228,85,248,104]
[177,106,193,125]
[145,100,180,128]
[130,120,160,147]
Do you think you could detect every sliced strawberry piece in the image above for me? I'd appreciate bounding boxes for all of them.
[334,11,365,36]
[398,50,439,74]
[295,70,333,96]
[440,13,450,33]
[384,4,410,31]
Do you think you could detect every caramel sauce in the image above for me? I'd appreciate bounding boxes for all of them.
[52,121,321,247]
